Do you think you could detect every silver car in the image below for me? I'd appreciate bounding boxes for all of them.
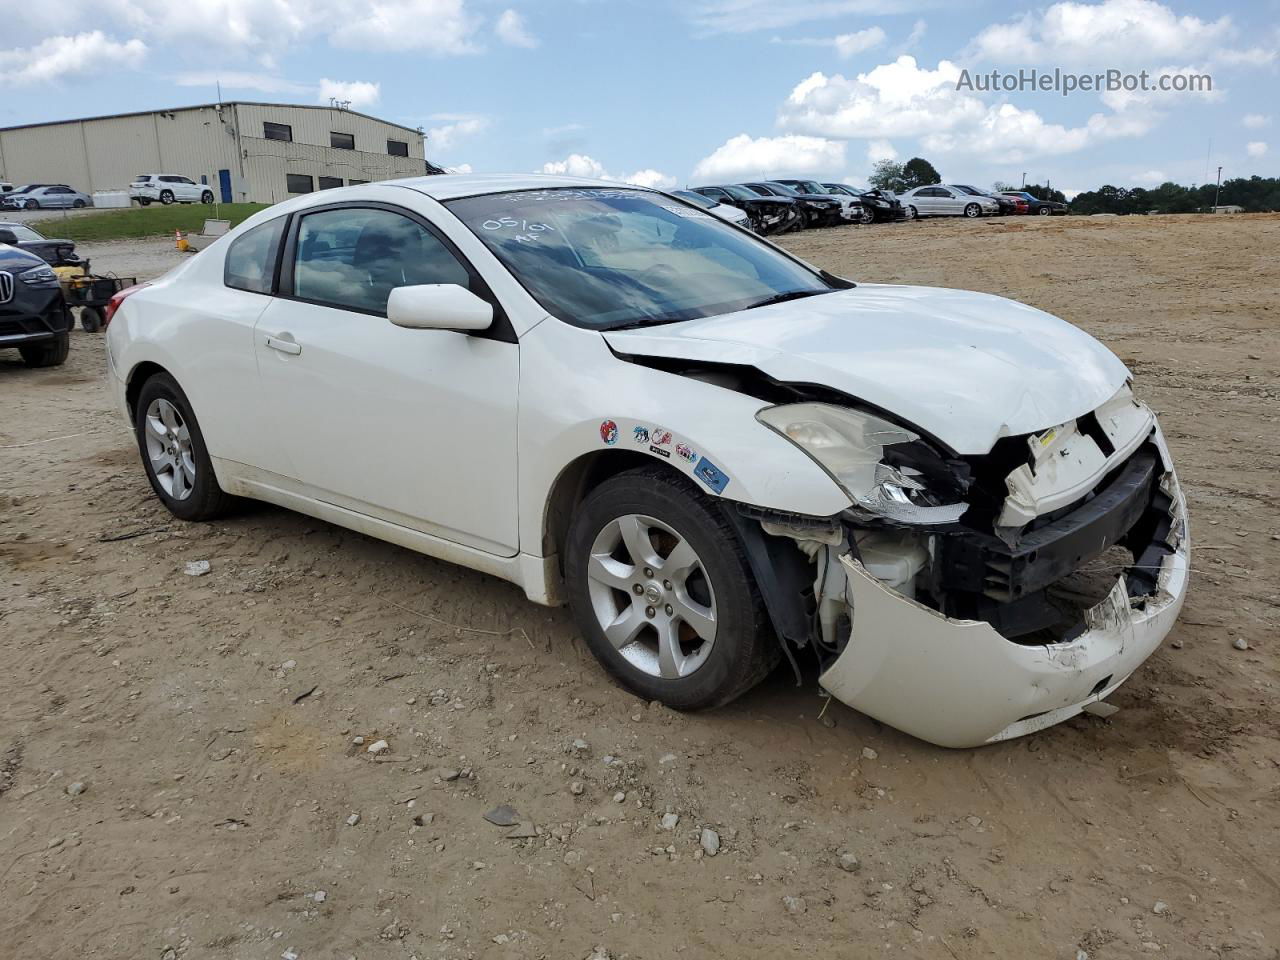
[899,185,998,219]
[0,184,93,211]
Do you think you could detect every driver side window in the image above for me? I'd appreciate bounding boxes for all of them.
[292,207,470,315]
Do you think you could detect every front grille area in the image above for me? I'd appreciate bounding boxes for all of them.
[0,271,13,304]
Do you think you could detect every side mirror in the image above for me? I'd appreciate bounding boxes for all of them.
[387,283,493,332]
[0,229,17,245]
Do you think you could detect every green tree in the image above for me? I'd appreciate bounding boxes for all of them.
[868,159,907,193]
[901,157,942,188]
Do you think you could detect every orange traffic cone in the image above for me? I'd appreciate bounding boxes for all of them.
[175,229,189,252]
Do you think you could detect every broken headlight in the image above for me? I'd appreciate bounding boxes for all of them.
[757,403,968,524]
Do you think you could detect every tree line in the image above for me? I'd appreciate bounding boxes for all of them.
[866,156,1280,214]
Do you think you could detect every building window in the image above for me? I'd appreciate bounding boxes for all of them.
[317,176,344,190]
[264,122,293,142]
[387,139,409,157]
[286,173,314,194]
[330,132,355,150]
[348,179,369,185]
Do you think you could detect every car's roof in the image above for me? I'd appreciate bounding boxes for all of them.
[380,173,643,201]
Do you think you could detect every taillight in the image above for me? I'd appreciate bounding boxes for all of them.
[104,282,149,328]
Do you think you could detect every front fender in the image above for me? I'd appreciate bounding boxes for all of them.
[517,319,851,557]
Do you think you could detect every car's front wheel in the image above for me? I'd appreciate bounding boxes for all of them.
[1038,206,1052,216]
[858,207,875,225]
[25,199,40,210]
[201,191,214,204]
[134,373,232,521]
[905,205,918,220]
[964,203,981,218]
[19,332,69,368]
[565,467,779,710]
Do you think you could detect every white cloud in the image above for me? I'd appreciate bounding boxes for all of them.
[538,154,675,190]
[688,0,924,34]
[427,113,490,151]
[866,139,897,163]
[1246,141,1268,158]
[900,18,926,49]
[1132,169,1166,185]
[445,163,474,174]
[970,0,1233,67]
[10,0,484,55]
[495,9,538,48]
[541,154,608,179]
[0,31,145,86]
[1243,113,1271,129]
[834,27,886,58]
[622,169,678,190]
[692,133,846,180]
[779,58,1156,163]
[317,78,381,109]
[335,0,482,53]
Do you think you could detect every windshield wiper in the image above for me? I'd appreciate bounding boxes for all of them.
[742,289,831,311]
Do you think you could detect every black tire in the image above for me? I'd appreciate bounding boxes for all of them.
[858,207,875,225]
[18,332,69,368]
[137,197,152,206]
[905,205,918,220]
[80,306,104,332]
[25,199,40,210]
[72,199,86,208]
[201,191,215,204]
[964,203,981,218]
[134,372,232,521]
[565,466,779,711]
[1038,206,1051,216]
[159,190,175,205]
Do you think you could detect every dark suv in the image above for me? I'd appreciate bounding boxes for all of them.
[0,232,72,367]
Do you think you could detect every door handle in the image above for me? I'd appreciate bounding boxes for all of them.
[265,334,301,356]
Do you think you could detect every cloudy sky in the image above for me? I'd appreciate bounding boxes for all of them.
[1,0,1276,196]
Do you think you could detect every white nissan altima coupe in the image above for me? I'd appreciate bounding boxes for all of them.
[105,174,1190,747]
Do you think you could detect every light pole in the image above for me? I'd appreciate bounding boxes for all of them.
[1021,172,1026,188]
[1213,165,1222,211]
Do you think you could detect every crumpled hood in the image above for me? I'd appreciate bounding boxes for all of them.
[603,283,1129,454]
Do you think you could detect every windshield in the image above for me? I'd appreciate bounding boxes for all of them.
[791,180,827,194]
[3,224,44,241]
[13,185,42,194]
[672,190,717,210]
[760,183,800,196]
[720,185,761,202]
[447,188,835,330]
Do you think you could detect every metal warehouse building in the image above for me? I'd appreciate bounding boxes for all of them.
[0,101,427,204]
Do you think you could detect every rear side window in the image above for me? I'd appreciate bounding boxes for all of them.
[224,217,286,294]
[291,207,470,315]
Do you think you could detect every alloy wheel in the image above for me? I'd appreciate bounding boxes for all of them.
[585,513,717,680]
[144,398,196,500]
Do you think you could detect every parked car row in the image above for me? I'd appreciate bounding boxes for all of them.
[688,180,912,235]
[0,173,221,210]
[897,184,1069,219]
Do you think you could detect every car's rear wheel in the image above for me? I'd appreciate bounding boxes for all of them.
[79,306,104,332]
[1038,206,1052,216]
[159,190,175,205]
[964,203,981,218]
[565,467,779,710]
[19,332,69,368]
[137,197,151,206]
[134,373,232,521]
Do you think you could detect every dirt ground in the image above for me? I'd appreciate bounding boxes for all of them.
[2,216,1277,960]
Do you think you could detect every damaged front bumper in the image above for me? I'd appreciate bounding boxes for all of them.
[816,426,1190,748]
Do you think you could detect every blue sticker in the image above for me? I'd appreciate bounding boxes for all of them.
[693,457,730,494]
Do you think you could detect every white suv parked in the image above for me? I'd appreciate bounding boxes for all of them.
[104,174,1189,747]
[130,175,215,206]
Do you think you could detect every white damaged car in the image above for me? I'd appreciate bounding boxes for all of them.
[104,174,1190,747]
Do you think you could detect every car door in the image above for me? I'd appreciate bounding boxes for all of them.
[252,202,521,556]
[40,187,68,209]
[906,188,931,215]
